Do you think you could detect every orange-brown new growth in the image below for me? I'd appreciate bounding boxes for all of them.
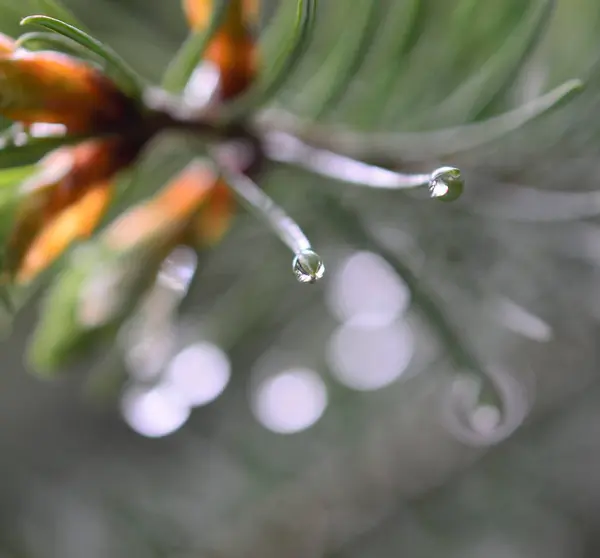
[10,138,141,283]
[0,32,15,55]
[37,138,138,218]
[104,162,221,252]
[16,182,113,283]
[205,31,256,99]
[183,0,258,99]
[183,0,258,32]
[0,51,137,133]
[190,180,234,246]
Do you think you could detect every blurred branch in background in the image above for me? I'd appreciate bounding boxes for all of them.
[1,0,600,557]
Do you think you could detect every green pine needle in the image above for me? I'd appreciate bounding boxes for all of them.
[221,0,318,123]
[20,15,145,98]
[161,0,230,94]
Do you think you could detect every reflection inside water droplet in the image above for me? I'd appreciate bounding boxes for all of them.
[293,249,325,284]
[428,166,464,201]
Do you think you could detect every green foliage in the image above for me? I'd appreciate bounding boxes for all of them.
[222,0,318,121]
[0,134,84,169]
[15,30,99,59]
[0,0,588,410]
[28,240,159,375]
[1,1,600,558]
[161,0,231,93]
[21,15,145,97]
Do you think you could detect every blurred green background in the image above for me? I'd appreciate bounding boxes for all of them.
[2,0,600,557]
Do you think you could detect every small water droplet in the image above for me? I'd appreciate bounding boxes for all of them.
[428,166,464,202]
[293,249,325,284]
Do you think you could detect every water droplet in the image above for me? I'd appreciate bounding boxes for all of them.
[293,249,325,284]
[428,166,464,202]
